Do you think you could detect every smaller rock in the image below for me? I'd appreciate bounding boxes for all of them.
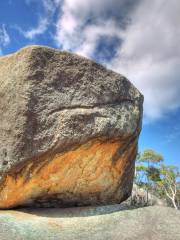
[124,184,167,207]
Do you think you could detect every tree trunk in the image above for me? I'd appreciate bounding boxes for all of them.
[172,198,178,210]
[146,160,149,205]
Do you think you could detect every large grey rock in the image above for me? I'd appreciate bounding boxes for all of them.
[0,45,143,209]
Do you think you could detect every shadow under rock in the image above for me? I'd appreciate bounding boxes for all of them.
[17,203,138,218]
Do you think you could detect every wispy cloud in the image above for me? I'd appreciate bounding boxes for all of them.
[18,18,49,40]
[163,125,180,144]
[54,0,180,122]
[19,0,59,39]
[0,24,10,46]
[0,24,10,54]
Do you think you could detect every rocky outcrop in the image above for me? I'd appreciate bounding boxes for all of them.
[0,45,143,209]
[124,184,167,207]
[0,206,180,240]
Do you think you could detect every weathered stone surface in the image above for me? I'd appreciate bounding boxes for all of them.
[0,45,143,209]
[125,184,167,207]
[0,206,180,240]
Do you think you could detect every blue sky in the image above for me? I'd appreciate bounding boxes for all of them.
[0,0,180,168]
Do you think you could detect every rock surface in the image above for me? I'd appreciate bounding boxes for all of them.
[125,184,167,207]
[0,206,180,240]
[0,45,143,208]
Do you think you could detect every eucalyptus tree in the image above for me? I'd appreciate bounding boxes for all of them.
[158,165,180,210]
[135,149,163,203]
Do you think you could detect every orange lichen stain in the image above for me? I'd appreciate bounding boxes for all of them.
[47,220,62,228]
[0,138,137,209]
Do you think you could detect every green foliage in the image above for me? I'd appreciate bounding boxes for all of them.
[160,164,180,179]
[157,164,180,209]
[135,149,164,187]
[135,149,180,209]
[136,165,147,172]
[158,164,180,189]
[138,149,164,164]
[147,166,161,182]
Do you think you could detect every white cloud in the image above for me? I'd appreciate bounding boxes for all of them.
[20,0,59,39]
[111,0,180,121]
[55,0,135,55]
[164,127,180,144]
[0,24,10,46]
[55,0,180,122]
[0,24,10,55]
[19,18,49,40]
[56,17,121,57]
